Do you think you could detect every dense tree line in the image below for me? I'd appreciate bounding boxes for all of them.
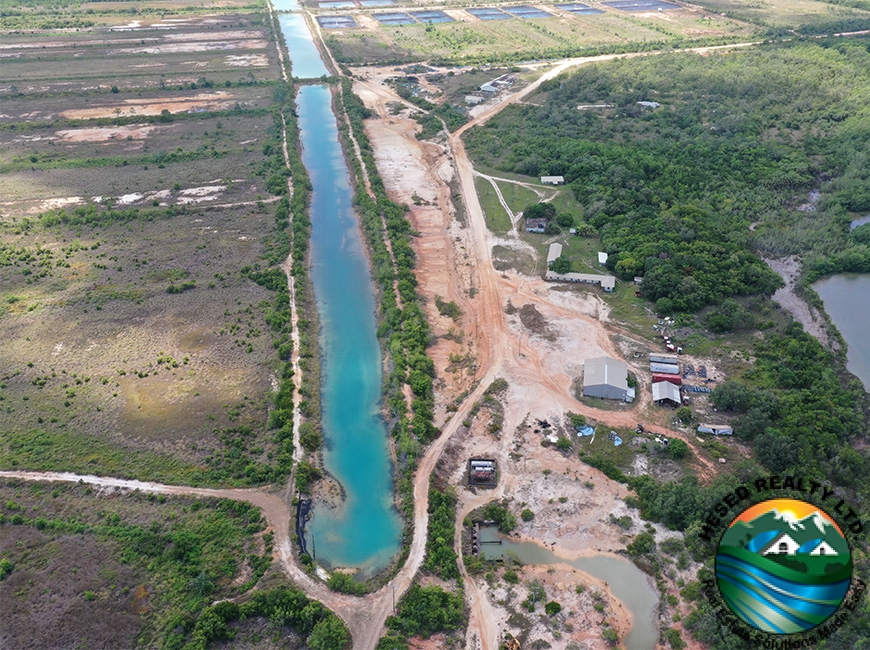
[464,39,870,312]
[423,486,460,580]
[169,585,350,650]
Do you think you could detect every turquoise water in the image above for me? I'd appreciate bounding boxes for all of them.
[272,0,300,10]
[277,14,329,79]
[813,273,870,391]
[298,85,402,574]
[478,527,659,649]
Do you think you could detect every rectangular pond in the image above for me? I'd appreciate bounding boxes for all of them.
[554,2,606,13]
[602,0,680,10]
[504,5,553,18]
[467,7,512,20]
[408,9,454,23]
[317,14,359,28]
[372,11,417,24]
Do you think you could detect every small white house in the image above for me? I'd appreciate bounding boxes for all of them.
[541,176,564,185]
[810,541,838,556]
[598,252,608,266]
[762,533,800,556]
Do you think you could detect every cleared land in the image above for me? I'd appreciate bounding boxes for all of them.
[0,2,290,485]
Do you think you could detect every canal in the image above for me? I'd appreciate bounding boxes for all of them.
[276,7,401,574]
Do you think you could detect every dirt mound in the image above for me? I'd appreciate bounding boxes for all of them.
[518,303,549,336]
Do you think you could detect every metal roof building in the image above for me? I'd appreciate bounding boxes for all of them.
[583,357,628,400]
[547,243,563,264]
[544,270,615,292]
[698,423,733,436]
[598,252,608,265]
[541,176,564,185]
[652,381,681,405]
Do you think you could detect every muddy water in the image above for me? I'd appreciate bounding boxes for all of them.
[296,84,402,574]
[813,273,870,391]
[478,527,659,649]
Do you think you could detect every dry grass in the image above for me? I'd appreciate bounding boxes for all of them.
[0,2,289,483]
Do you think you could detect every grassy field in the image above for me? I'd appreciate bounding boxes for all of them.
[688,0,870,28]
[0,479,274,649]
[0,1,294,485]
[474,176,512,233]
[326,6,755,64]
[494,180,538,216]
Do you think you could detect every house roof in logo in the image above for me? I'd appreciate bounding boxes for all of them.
[809,540,838,556]
[761,531,800,555]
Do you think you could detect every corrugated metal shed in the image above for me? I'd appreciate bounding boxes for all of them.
[541,176,564,185]
[652,381,681,404]
[547,243,563,264]
[583,357,628,400]
[544,270,615,291]
[698,424,733,435]
[649,353,678,364]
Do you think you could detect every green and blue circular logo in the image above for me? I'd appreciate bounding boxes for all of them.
[715,498,852,635]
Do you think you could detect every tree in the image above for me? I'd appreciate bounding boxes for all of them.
[549,255,571,274]
[308,616,351,650]
[710,381,754,413]
[668,438,689,459]
[523,202,556,223]
[627,532,656,556]
[556,212,575,227]
[521,508,534,522]
[545,600,562,616]
[676,407,692,425]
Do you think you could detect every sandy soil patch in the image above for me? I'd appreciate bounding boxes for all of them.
[225,53,270,67]
[108,39,267,55]
[59,92,238,119]
[163,30,263,42]
[54,124,164,143]
[764,255,832,348]
[178,185,227,204]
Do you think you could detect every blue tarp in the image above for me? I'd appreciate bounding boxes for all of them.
[576,425,595,437]
[613,435,623,446]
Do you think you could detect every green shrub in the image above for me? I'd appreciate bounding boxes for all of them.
[545,600,562,616]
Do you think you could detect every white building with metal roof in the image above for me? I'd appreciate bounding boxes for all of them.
[583,357,629,400]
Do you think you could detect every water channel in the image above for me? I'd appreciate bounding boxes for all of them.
[277,10,401,574]
[813,273,870,391]
[478,527,659,649]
